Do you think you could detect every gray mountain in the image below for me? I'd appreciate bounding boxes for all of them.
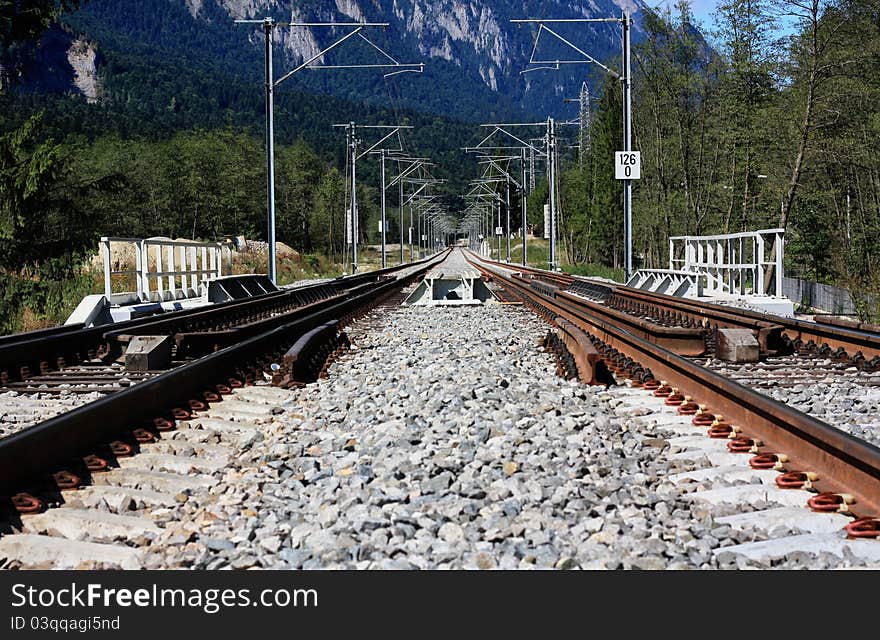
[14,0,652,121]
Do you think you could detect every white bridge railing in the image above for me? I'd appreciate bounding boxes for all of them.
[101,237,229,303]
[666,228,784,296]
[626,229,785,298]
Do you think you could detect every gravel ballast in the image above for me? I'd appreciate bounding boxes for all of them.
[697,357,880,449]
[0,390,106,436]
[132,301,875,570]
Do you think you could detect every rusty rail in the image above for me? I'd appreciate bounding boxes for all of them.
[468,252,880,522]
[475,254,880,366]
[0,251,448,506]
[554,317,613,386]
[271,320,349,387]
[511,272,707,356]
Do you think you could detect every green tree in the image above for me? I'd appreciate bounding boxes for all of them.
[0,1,82,45]
[276,139,321,252]
[587,75,623,268]
[559,165,592,265]
[311,167,345,262]
[713,0,777,233]
[527,177,549,235]
[761,0,857,290]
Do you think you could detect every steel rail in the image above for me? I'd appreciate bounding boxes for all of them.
[1,254,451,386]
[467,252,880,518]
[813,315,880,335]
[102,285,339,343]
[475,255,880,363]
[513,275,707,356]
[615,286,880,362]
[0,290,283,382]
[0,323,85,346]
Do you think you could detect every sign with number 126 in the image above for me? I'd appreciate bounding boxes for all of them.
[615,151,641,179]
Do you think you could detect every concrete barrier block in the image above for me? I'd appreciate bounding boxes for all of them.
[717,328,760,363]
[125,335,172,371]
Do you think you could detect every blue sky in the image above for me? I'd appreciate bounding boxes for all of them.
[685,0,718,25]
[659,0,798,35]
[658,0,718,26]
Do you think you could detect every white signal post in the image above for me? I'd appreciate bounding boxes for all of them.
[513,12,637,280]
[622,14,634,280]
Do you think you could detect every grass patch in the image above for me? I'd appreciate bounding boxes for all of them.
[0,271,97,334]
[499,237,624,282]
[563,263,625,283]
[507,237,550,268]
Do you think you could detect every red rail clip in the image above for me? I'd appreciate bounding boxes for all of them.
[53,471,81,490]
[707,419,738,438]
[12,493,42,514]
[652,383,672,398]
[844,518,880,539]
[692,411,716,427]
[749,453,788,470]
[170,408,191,421]
[775,471,818,489]
[807,492,854,513]
[110,441,134,457]
[727,437,762,453]
[132,428,156,443]
[83,455,108,472]
[677,397,699,415]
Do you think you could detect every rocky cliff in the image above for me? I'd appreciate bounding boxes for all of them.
[8,0,654,120]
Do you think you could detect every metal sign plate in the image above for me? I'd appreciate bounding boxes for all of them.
[615,151,641,180]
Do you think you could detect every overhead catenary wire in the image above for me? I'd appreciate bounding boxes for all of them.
[234,16,423,282]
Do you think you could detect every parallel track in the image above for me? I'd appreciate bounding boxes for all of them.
[480,256,880,366]
[467,252,880,534]
[1,257,452,425]
[0,252,447,513]
[0,258,447,388]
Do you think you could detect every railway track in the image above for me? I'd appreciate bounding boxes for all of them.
[478,256,880,434]
[0,262,443,387]
[0,257,448,439]
[483,255,880,364]
[0,254,446,547]
[1,247,877,569]
[465,252,880,543]
[695,354,880,450]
